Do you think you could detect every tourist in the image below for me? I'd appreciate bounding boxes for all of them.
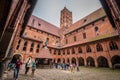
[25,57,31,75]
[31,59,36,76]
[13,58,22,80]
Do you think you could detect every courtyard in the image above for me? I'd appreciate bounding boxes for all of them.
[5,66,120,80]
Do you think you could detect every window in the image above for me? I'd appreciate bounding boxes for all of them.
[72,48,75,54]
[95,27,98,32]
[63,50,65,55]
[23,41,28,51]
[49,49,52,53]
[30,42,34,52]
[54,50,56,55]
[16,39,21,50]
[38,23,41,26]
[67,49,70,54]
[32,19,35,26]
[96,43,103,52]
[86,45,92,53]
[109,41,118,50]
[83,33,86,39]
[74,36,76,42]
[36,44,40,53]
[58,50,61,55]
[78,47,82,53]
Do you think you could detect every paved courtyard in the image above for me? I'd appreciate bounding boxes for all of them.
[5,66,120,80]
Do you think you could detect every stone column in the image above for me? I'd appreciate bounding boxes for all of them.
[108,59,112,68]
[95,59,98,67]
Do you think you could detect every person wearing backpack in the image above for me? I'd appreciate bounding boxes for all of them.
[31,59,37,76]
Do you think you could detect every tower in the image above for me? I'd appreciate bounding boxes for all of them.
[60,7,72,31]
[59,7,73,46]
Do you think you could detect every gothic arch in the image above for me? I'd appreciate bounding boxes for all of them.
[78,57,84,66]
[57,58,61,63]
[111,55,120,66]
[67,58,70,63]
[71,57,76,64]
[63,58,65,63]
[11,53,22,63]
[97,56,109,67]
[96,43,103,52]
[86,57,95,67]
[109,41,118,50]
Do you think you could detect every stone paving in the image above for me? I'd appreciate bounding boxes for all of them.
[4,66,120,80]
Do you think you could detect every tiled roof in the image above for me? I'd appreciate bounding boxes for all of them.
[27,15,60,36]
[66,8,106,34]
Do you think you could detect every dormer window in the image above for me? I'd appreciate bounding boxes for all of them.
[38,23,41,26]
[84,19,87,22]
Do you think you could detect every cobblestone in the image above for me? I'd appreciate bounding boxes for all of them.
[4,66,120,80]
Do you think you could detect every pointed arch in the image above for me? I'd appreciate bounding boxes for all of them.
[96,43,103,52]
[109,41,118,50]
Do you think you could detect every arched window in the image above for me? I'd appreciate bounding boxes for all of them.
[96,43,103,52]
[63,50,65,55]
[74,36,76,42]
[54,50,56,55]
[67,49,70,54]
[23,41,28,51]
[78,47,82,53]
[36,44,40,53]
[58,50,61,55]
[95,26,98,32]
[16,39,21,50]
[86,45,92,53]
[30,42,34,52]
[109,41,118,50]
[72,48,75,54]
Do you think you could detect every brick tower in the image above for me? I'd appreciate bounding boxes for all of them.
[59,7,72,46]
[60,7,72,34]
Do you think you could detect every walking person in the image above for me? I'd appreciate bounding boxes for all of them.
[31,59,36,76]
[25,57,31,75]
[13,58,22,80]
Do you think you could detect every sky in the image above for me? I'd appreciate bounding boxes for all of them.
[32,0,102,27]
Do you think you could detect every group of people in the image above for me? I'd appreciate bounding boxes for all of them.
[8,57,37,80]
[52,62,79,72]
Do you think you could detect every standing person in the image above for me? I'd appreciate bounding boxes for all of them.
[14,58,22,80]
[31,59,36,76]
[25,58,31,75]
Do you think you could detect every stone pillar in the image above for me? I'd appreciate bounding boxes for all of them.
[108,60,112,68]
[95,59,98,67]
[84,59,87,66]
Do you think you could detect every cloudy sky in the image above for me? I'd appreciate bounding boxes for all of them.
[32,0,102,27]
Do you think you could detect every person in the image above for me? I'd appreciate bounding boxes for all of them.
[25,57,31,75]
[76,63,79,71]
[14,58,22,80]
[31,59,36,76]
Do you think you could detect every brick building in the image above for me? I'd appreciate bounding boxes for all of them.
[0,0,37,78]
[13,7,120,68]
[100,0,120,36]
